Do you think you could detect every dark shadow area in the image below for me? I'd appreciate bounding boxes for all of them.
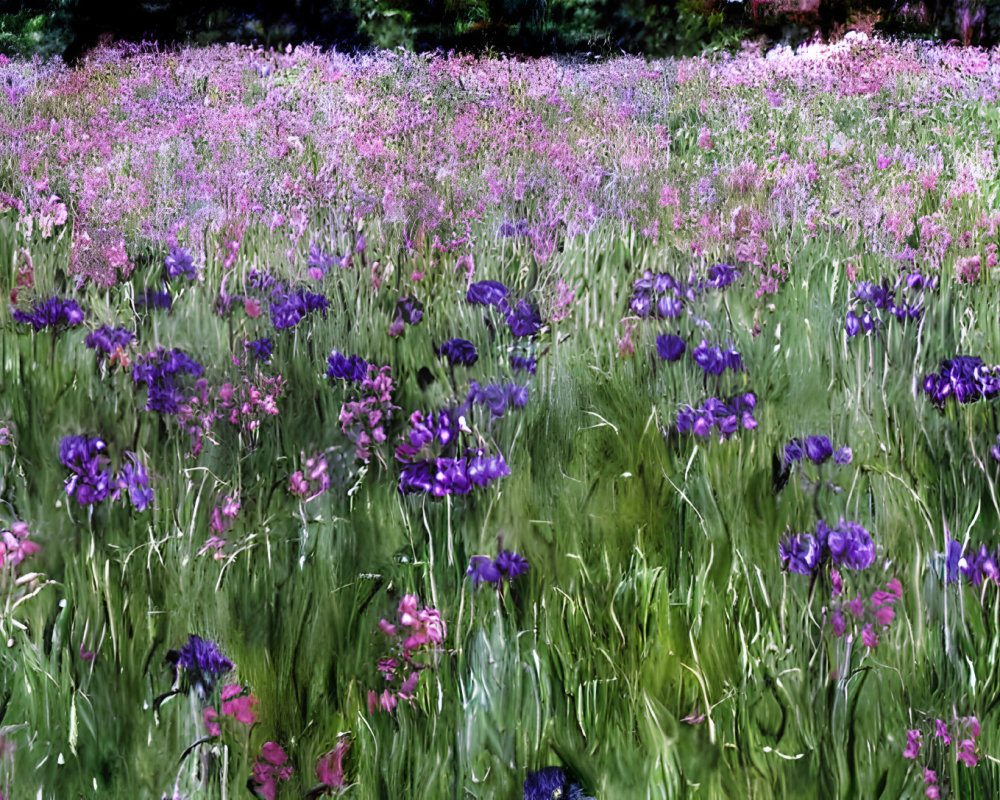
[1,0,998,62]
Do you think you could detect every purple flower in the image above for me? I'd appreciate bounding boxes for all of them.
[136,286,172,310]
[510,355,537,375]
[495,550,529,579]
[164,247,197,280]
[655,295,684,318]
[327,351,368,381]
[902,729,921,759]
[784,439,804,464]
[12,296,85,330]
[85,325,134,356]
[833,446,852,465]
[466,281,509,306]
[467,555,502,586]
[114,453,153,511]
[826,520,875,570]
[396,295,424,325]
[439,338,478,367]
[706,263,740,289]
[805,436,834,464]
[845,312,861,337]
[945,538,963,582]
[247,338,273,362]
[655,333,686,362]
[523,767,593,800]
[779,533,821,575]
[166,634,233,700]
[506,299,542,337]
[60,435,112,505]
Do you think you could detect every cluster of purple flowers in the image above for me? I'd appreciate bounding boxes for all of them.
[327,350,369,381]
[398,449,510,496]
[245,337,273,362]
[439,338,478,367]
[784,436,852,466]
[11,296,85,330]
[779,518,876,575]
[845,273,936,337]
[922,356,1000,407]
[523,767,593,800]
[85,325,134,359]
[944,538,999,585]
[306,243,348,279]
[132,347,204,414]
[691,339,744,375]
[510,353,538,375]
[904,714,982,797]
[164,246,197,281]
[389,295,424,336]
[270,287,329,330]
[466,280,543,338]
[675,392,758,439]
[59,436,153,510]
[499,219,530,237]
[136,285,172,311]
[467,551,530,587]
[165,634,234,701]
[629,264,740,320]
[467,380,529,417]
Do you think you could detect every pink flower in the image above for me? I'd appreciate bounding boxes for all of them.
[845,596,865,617]
[886,577,903,598]
[829,610,846,637]
[251,742,292,800]
[289,471,308,495]
[697,127,713,150]
[244,298,261,318]
[398,671,420,700]
[923,767,936,785]
[316,737,350,789]
[874,605,895,627]
[830,568,843,597]
[957,738,979,767]
[861,624,879,648]
[219,684,258,726]
[79,641,96,662]
[378,619,397,637]
[903,729,921,759]
[203,707,221,736]
[925,786,940,799]
[398,595,419,626]
[934,718,951,744]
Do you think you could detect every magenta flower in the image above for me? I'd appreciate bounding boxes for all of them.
[934,718,951,744]
[957,738,979,768]
[903,729,922,759]
[251,742,292,800]
[316,737,350,791]
[861,624,879,648]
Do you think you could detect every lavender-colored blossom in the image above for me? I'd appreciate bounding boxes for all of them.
[327,351,368,381]
[510,354,537,375]
[115,453,153,511]
[466,281,509,306]
[396,295,424,325]
[166,634,234,700]
[833,446,852,465]
[12,296,85,330]
[656,333,686,362]
[805,435,833,464]
[495,550,529,579]
[247,338,273,362]
[85,325,134,356]
[523,767,593,800]
[784,439,804,464]
[164,247,197,280]
[826,520,875,570]
[467,555,502,586]
[60,435,112,505]
[439,338,478,367]
[507,299,542,337]
[779,533,821,575]
[706,263,740,288]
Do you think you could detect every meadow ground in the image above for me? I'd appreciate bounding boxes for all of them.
[1,35,1000,799]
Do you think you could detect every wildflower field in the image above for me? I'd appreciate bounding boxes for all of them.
[3,34,1000,799]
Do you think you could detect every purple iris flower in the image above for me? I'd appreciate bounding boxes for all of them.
[327,351,368,381]
[826,520,875,570]
[12,296,85,330]
[833,446,852,465]
[439,338,478,367]
[164,246,197,280]
[467,555,502,586]
[495,550,529,579]
[779,533,821,575]
[166,634,233,700]
[466,281,509,306]
[656,334,686,362]
[85,325,134,356]
[510,354,537,375]
[805,436,834,464]
[507,299,542,337]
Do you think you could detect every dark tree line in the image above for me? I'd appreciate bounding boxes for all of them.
[2,0,999,62]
